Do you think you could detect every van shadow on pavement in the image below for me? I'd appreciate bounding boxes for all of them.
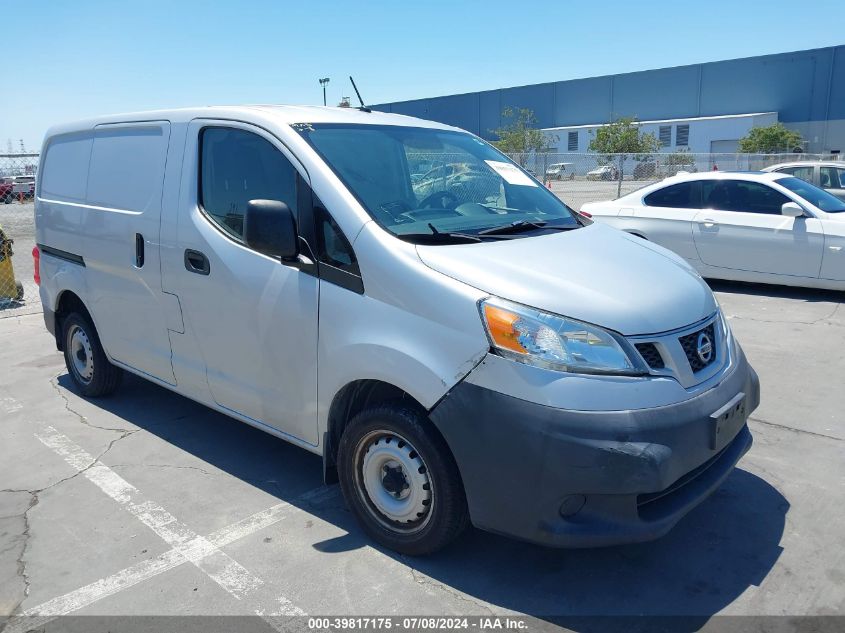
[56,372,788,631]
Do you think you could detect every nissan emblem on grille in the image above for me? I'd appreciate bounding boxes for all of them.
[678,323,717,372]
[696,331,713,364]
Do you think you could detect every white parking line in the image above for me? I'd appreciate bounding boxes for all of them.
[35,426,266,601]
[12,426,335,629]
[1,395,23,413]
[19,485,337,618]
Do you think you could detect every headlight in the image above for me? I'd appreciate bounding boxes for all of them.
[716,305,733,349]
[479,298,646,376]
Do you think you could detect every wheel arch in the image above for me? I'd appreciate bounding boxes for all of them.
[53,289,93,351]
[323,379,455,484]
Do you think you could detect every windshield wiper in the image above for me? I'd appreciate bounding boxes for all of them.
[396,224,483,244]
[396,232,482,244]
[478,220,578,236]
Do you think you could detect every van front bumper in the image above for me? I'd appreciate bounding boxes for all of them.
[429,349,759,548]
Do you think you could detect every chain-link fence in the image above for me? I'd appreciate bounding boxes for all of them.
[505,151,841,211]
[0,149,842,314]
[0,153,40,315]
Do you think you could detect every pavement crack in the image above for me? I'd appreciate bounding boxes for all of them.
[727,301,843,326]
[0,427,137,618]
[1,489,38,617]
[110,462,219,477]
[749,415,843,442]
[408,567,495,615]
[50,372,136,433]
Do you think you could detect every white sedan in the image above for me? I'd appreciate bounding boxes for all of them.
[581,171,845,291]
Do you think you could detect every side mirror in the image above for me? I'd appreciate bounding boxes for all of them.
[243,199,298,260]
[781,201,805,218]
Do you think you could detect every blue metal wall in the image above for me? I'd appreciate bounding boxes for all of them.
[373,46,845,139]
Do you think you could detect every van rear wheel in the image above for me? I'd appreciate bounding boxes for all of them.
[338,404,469,556]
[62,312,123,397]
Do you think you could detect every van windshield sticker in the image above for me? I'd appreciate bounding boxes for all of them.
[484,161,538,187]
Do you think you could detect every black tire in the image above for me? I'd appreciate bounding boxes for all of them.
[61,312,123,397]
[338,403,469,556]
[2,195,11,204]
[15,281,23,301]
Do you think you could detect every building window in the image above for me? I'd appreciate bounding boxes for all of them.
[676,124,690,147]
[659,126,671,147]
[567,131,578,152]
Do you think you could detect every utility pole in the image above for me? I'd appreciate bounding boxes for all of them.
[319,77,330,106]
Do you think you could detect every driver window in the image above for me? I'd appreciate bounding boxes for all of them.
[703,180,788,214]
[820,167,845,189]
[200,127,297,240]
[787,166,814,182]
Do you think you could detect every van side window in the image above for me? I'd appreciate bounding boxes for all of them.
[199,127,297,240]
[315,206,359,275]
[40,131,94,202]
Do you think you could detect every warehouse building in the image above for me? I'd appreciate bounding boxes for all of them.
[373,46,845,154]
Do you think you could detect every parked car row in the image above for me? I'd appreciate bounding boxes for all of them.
[582,167,845,291]
[762,161,845,201]
[544,162,574,180]
[1,175,36,203]
[586,164,619,181]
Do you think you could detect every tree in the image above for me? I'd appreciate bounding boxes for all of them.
[664,148,694,166]
[659,148,696,176]
[588,117,660,196]
[738,123,803,153]
[491,108,554,162]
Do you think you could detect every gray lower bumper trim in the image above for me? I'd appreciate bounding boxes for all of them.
[429,349,759,547]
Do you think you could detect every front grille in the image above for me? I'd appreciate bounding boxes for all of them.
[635,343,664,369]
[678,323,716,372]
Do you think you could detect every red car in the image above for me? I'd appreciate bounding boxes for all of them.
[0,178,13,204]
[1,176,35,203]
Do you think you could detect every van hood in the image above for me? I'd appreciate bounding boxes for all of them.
[415,223,716,336]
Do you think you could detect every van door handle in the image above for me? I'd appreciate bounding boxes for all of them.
[184,249,210,275]
[699,218,718,228]
[135,233,145,267]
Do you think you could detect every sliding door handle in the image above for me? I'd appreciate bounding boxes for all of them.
[135,233,145,267]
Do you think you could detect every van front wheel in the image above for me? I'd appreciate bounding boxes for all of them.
[62,312,123,397]
[338,404,468,555]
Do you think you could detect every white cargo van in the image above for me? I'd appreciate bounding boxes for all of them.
[34,106,759,554]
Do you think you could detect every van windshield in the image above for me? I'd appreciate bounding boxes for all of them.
[295,123,580,242]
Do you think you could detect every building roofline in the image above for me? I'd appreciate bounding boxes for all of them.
[373,45,843,107]
[542,112,778,131]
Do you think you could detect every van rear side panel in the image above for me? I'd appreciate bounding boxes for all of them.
[37,122,176,384]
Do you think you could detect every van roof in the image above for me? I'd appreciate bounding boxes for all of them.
[43,105,462,139]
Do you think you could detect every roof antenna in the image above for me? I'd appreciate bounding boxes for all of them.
[349,76,371,113]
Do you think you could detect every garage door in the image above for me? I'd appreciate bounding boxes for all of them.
[710,140,739,153]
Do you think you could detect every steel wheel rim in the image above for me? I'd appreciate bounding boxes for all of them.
[354,430,433,534]
[68,324,94,384]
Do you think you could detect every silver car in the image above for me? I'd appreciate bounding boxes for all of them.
[763,161,845,201]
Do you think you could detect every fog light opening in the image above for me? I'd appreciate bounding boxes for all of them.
[559,495,586,518]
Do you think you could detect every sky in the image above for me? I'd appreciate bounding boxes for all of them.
[3,0,844,151]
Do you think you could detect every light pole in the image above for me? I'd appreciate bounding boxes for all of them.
[319,77,330,106]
